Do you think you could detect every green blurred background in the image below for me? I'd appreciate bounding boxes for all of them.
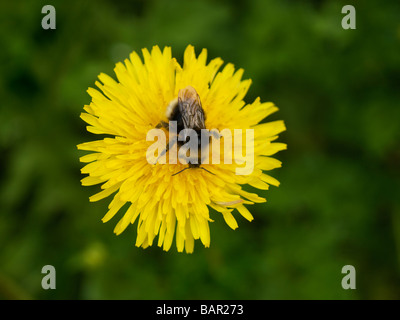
[1,0,399,300]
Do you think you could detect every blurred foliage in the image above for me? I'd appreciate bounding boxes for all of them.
[1,0,399,300]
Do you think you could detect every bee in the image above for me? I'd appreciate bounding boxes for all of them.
[156,85,214,176]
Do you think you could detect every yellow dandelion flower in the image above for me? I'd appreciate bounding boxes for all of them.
[78,45,286,253]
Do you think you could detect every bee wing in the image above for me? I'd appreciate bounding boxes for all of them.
[178,86,206,130]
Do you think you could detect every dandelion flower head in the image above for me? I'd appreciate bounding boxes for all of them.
[78,45,286,253]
